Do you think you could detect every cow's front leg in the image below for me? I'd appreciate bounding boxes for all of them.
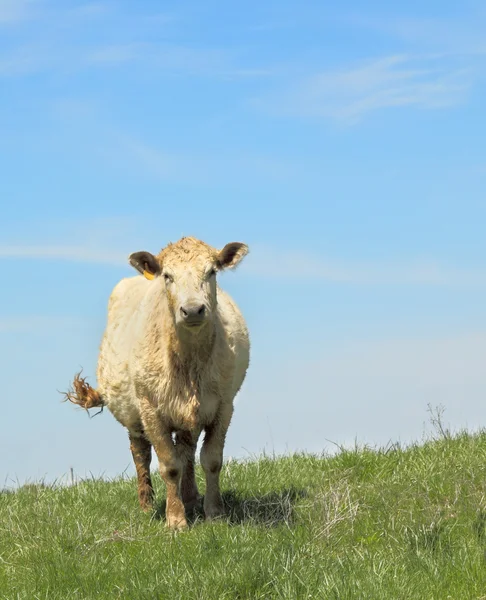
[200,402,233,520]
[128,430,154,511]
[175,430,200,511]
[140,399,187,530]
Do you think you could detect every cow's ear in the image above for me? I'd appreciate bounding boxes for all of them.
[216,242,249,270]
[128,251,161,280]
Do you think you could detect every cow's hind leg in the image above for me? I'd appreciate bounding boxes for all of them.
[129,431,154,511]
[175,430,200,512]
[200,403,233,520]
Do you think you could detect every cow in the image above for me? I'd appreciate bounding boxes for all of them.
[64,236,250,530]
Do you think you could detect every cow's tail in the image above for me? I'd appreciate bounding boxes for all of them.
[62,371,105,412]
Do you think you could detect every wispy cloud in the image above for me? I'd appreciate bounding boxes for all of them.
[98,132,300,183]
[0,315,89,333]
[0,40,270,79]
[0,3,118,75]
[0,217,140,266]
[0,44,51,75]
[85,42,271,78]
[0,1,269,81]
[0,0,36,24]
[254,54,474,123]
[67,2,112,19]
[86,43,140,66]
[245,246,486,286]
[2,234,486,288]
[348,14,486,56]
[0,245,126,265]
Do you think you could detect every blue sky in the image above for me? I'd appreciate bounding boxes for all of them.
[2,0,486,485]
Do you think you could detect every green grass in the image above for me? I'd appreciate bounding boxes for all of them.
[3,429,486,599]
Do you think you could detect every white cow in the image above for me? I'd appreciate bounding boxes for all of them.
[65,236,250,529]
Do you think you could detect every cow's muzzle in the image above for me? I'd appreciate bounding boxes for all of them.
[179,303,206,328]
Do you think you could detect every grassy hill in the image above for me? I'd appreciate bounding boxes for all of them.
[2,428,486,599]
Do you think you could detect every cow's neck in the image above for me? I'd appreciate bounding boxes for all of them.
[176,327,214,359]
[168,321,216,372]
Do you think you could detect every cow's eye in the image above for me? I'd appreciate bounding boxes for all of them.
[208,268,216,278]
[164,273,173,283]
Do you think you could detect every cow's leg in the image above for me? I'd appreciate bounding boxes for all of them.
[175,430,200,511]
[200,402,233,520]
[129,430,154,511]
[140,398,187,530]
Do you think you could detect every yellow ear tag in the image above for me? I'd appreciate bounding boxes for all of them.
[143,270,155,281]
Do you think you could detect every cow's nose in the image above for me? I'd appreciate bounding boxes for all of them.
[180,304,206,325]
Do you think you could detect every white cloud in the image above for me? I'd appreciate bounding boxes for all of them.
[255,54,474,123]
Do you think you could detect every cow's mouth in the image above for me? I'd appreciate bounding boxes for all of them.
[182,321,207,332]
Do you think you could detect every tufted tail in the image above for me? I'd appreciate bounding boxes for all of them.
[62,371,105,411]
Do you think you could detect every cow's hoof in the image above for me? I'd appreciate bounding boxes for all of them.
[166,514,188,531]
[138,487,154,512]
[204,501,225,521]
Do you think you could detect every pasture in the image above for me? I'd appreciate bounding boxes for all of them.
[2,429,486,599]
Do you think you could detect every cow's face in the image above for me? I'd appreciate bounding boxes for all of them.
[129,237,248,333]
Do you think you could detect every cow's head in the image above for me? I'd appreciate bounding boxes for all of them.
[128,237,248,332]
